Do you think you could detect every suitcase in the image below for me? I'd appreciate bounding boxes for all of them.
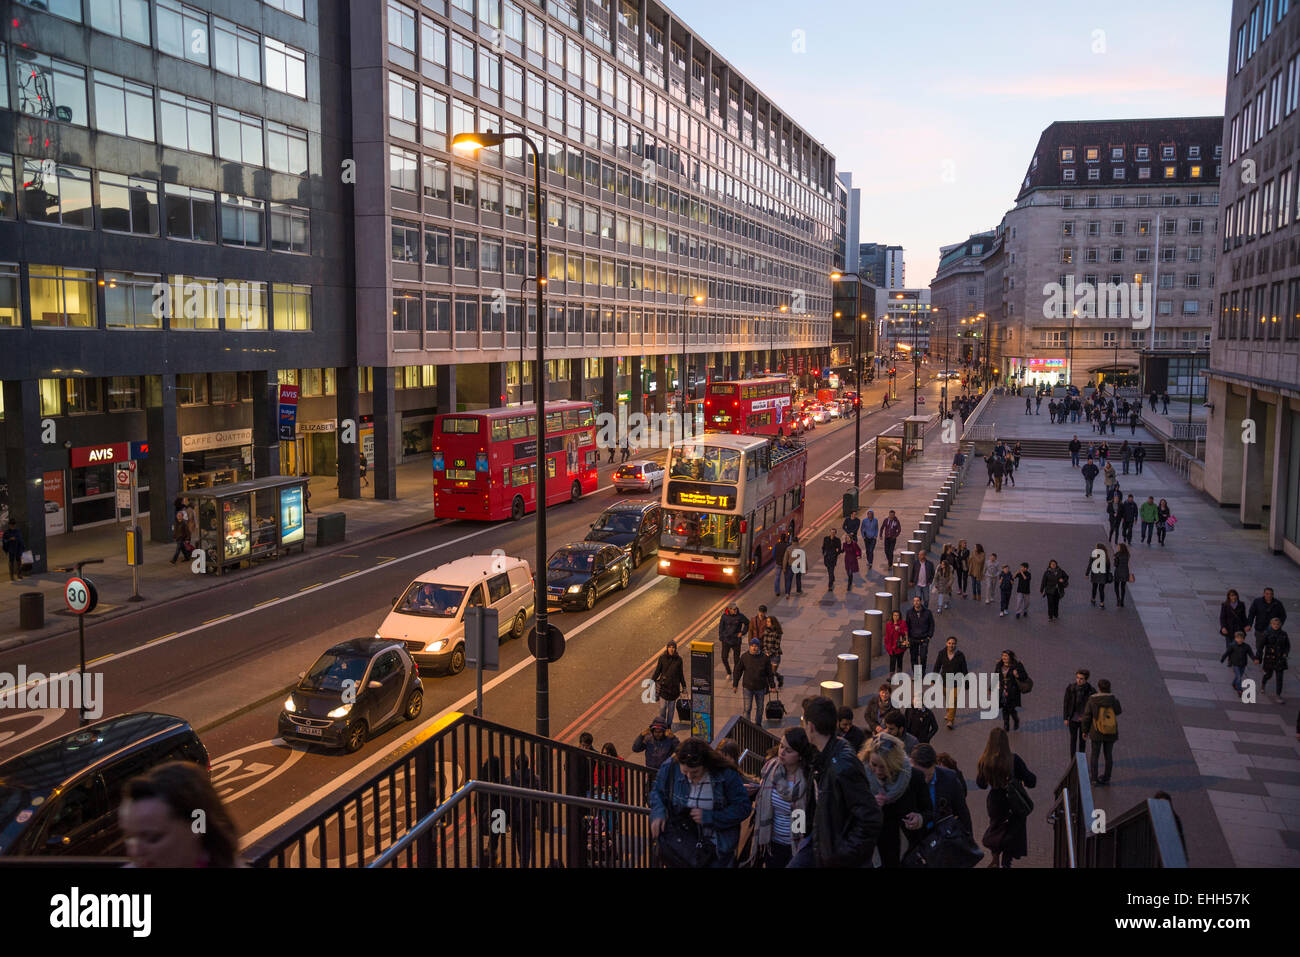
[765,696,786,721]
[675,697,691,721]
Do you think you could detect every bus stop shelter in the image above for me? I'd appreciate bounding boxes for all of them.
[189,475,309,575]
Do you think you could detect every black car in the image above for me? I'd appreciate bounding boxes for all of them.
[0,712,209,857]
[584,499,662,567]
[279,639,424,753]
[545,543,631,610]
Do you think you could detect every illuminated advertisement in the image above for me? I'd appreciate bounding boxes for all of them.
[666,482,736,510]
[280,486,305,545]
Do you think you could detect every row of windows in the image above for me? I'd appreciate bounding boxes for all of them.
[1236,0,1291,74]
[1059,145,1210,164]
[1220,282,1300,341]
[1062,219,1207,237]
[1224,167,1300,247]
[1060,247,1208,265]
[1059,192,1219,209]
[1036,329,1211,348]
[1059,272,1207,291]
[0,263,311,332]
[1061,164,1214,183]
[0,154,310,252]
[1228,49,1300,164]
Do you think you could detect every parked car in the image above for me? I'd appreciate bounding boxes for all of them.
[0,712,209,857]
[280,639,424,753]
[585,499,661,567]
[545,542,631,611]
[375,555,535,675]
[612,459,665,492]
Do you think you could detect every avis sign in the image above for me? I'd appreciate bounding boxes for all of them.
[70,442,129,468]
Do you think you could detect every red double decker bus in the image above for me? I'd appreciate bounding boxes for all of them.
[704,377,793,435]
[433,401,598,521]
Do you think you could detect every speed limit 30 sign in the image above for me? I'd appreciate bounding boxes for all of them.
[65,577,99,615]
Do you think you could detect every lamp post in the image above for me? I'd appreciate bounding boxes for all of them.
[832,272,867,488]
[932,305,948,418]
[453,130,553,736]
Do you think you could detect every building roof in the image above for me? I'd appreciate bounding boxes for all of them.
[1016,117,1224,201]
[935,231,998,273]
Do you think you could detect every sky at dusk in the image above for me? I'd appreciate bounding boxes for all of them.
[667,0,1232,286]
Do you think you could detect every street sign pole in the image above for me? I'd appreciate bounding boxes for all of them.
[61,558,103,726]
[128,465,142,602]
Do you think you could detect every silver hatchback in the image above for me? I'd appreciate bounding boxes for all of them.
[613,460,665,492]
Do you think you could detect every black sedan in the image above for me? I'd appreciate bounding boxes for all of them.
[545,543,631,611]
[279,638,424,753]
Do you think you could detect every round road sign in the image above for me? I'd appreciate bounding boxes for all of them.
[526,623,565,662]
[64,577,98,615]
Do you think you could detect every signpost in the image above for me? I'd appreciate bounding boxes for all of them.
[689,640,714,741]
[61,558,103,726]
[464,606,499,719]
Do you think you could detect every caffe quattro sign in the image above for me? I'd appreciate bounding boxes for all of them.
[666,482,736,510]
[181,428,254,452]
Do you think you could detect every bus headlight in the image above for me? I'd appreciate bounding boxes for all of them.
[722,567,735,576]
[660,560,670,568]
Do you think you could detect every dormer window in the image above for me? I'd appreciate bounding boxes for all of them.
[1111,147,1124,161]
[1188,145,1201,159]
[1136,146,1150,160]
[1085,147,1100,162]
[1060,147,1075,163]
[1161,145,1175,160]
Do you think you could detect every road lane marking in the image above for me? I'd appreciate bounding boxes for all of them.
[298,583,323,591]
[203,615,230,625]
[149,632,178,643]
[254,598,279,607]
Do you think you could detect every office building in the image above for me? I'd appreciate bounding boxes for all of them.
[929,229,997,367]
[858,241,903,290]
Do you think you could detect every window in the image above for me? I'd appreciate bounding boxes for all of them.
[422,156,448,201]
[388,145,417,193]
[264,37,307,97]
[424,226,450,265]
[1062,169,1076,182]
[270,203,309,253]
[265,0,306,15]
[22,161,92,228]
[217,107,264,165]
[29,265,96,328]
[454,230,478,268]
[266,121,308,175]
[481,238,502,272]
[16,53,88,126]
[213,17,261,82]
[224,279,267,330]
[392,219,421,262]
[103,272,161,329]
[273,283,311,330]
[1182,300,1201,315]
[504,182,523,217]
[393,290,422,331]
[1060,148,1075,162]
[156,0,209,65]
[0,263,19,327]
[220,194,264,247]
[388,71,417,139]
[426,292,450,331]
[1061,248,1074,264]
[164,184,217,242]
[163,275,221,329]
[388,1,417,69]
[454,297,477,331]
[160,90,213,154]
[90,0,151,44]
[422,15,448,76]
[176,373,208,404]
[94,71,155,141]
[452,170,476,206]
[106,375,143,411]
[480,174,502,213]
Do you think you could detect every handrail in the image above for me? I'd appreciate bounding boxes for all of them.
[368,779,650,868]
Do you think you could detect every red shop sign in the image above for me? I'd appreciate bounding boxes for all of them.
[70,442,129,469]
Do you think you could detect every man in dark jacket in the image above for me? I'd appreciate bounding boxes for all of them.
[771,532,790,596]
[1132,442,1146,473]
[934,636,969,729]
[905,595,935,671]
[2,519,24,581]
[632,719,679,771]
[1069,435,1082,467]
[1081,458,1099,497]
[842,511,861,548]
[717,603,749,678]
[837,706,867,753]
[911,744,973,838]
[792,696,882,868]
[1081,679,1122,785]
[732,638,775,723]
[651,640,685,726]
[822,529,843,590]
[1063,669,1096,757]
[910,549,936,608]
[1247,588,1286,643]
[1120,494,1139,545]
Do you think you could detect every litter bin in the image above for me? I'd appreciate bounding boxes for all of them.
[19,591,44,630]
[841,490,858,517]
[316,512,346,546]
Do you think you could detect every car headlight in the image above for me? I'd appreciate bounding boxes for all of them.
[374,632,382,639]
[428,639,447,652]
[327,703,352,719]
[283,695,297,713]
[567,584,583,593]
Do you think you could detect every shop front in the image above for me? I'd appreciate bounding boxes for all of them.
[190,475,308,574]
[1014,357,1068,388]
[400,413,434,461]
[182,428,254,491]
[67,441,150,531]
[281,420,339,476]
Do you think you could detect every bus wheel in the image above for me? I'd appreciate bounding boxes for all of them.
[511,496,525,520]
[570,481,582,502]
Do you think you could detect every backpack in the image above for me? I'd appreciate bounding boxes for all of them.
[1094,703,1118,737]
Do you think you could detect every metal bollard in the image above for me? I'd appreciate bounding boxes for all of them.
[899,550,917,581]
[864,608,884,657]
[874,590,893,620]
[924,510,939,533]
[852,629,871,681]
[836,655,859,707]
[885,575,904,610]
[820,680,845,709]
[918,521,934,549]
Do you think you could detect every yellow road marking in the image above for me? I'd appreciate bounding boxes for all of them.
[202,615,229,625]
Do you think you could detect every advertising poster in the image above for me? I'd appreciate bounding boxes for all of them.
[43,471,66,536]
[277,385,300,441]
[690,641,714,741]
[280,486,305,545]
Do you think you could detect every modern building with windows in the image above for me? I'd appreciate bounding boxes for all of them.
[1204,0,1300,560]
[998,117,1222,389]
[858,241,903,290]
[881,288,931,355]
[929,229,997,368]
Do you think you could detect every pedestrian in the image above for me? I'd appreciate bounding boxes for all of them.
[1063,669,1096,758]
[185,497,198,543]
[1132,442,1146,473]
[881,510,902,567]
[1121,494,1138,544]
[302,474,312,513]
[935,636,969,730]
[119,761,241,868]
[864,682,895,733]
[650,640,685,727]
[170,504,192,564]
[1129,410,1139,434]
[1221,631,1256,696]
[1120,440,1131,474]
[880,710,920,756]
[781,538,803,595]
[912,744,974,839]
[747,727,815,868]
[1220,589,1249,649]
[997,563,1014,617]
[905,595,935,672]
[607,442,616,464]
[1012,441,1022,472]
[507,753,544,865]
[1113,543,1132,607]
[1103,462,1117,499]
[1081,678,1123,786]
[1161,391,1170,414]
[771,532,789,596]
[791,696,881,868]
[649,737,751,869]
[1156,498,1171,545]
[1081,458,1099,497]
[902,693,939,746]
[1025,395,1032,414]
[1257,617,1290,704]
[633,719,680,771]
[732,638,776,723]
[1035,394,1043,415]
[968,544,986,602]
[997,649,1030,731]
[821,528,843,590]
[953,539,971,598]
[910,549,935,607]
[359,453,369,487]
[1149,389,1158,412]
[983,551,999,605]
[620,435,630,462]
[1088,542,1112,608]
[884,610,909,676]
[1139,495,1158,545]
[842,509,861,549]
[1003,452,1016,488]
[759,605,784,688]
[1099,441,1110,466]
[976,727,1037,868]
[862,509,879,572]
[842,536,863,593]
[1247,587,1287,645]
[861,733,932,868]
[1106,497,1123,545]
[716,602,749,679]
[933,556,954,613]
[985,453,996,488]
[3,519,23,581]
[838,707,868,753]
[1049,399,1058,423]
[1013,562,1031,619]
[1040,559,1069,622]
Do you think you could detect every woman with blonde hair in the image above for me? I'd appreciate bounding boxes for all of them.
[860,733,931,867]
[976,727,1037,868]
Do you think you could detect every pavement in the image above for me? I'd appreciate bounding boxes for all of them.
[978,392,1164,446]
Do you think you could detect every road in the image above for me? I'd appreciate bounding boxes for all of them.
[0,376,947,843]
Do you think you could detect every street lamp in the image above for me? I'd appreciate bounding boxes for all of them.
[831,272,867,488]
[453,129,554,736]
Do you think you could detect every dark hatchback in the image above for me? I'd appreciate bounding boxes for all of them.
[0,712,209,857]
[279,638,424,753]
[545,543,631,611]
[583,500,662,567]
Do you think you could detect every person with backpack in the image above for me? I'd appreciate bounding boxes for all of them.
[1256,617,1290,705]
[842,510,861,549]
[1080,457,1099,497]
[976,727,1037,868]
[861,509,879,572]
[881,510,902,567]
[1039,559,1069,622]
[821,528,843,591]
[649,738,751,868]
[1081,678,1123,786]
[1063,669,1096,757]
[758,605,784,688]
[997,649,1030,732]
[650,641,685,727]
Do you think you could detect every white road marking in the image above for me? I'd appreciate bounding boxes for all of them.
[209,739,307,803]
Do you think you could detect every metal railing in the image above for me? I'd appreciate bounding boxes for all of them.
[713,715,780,777]
[1171,421,1207,441]
[245,712,653,868]
[1166,444,1196,480]
[1049,753,1097,868]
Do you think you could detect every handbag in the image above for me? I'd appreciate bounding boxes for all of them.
[656,814,718,868]
[675,697,691,721]
[1006,779,1034,817]
[1015,671,1033,694]
[1128,573,1135,583]
[765,695,786,720]
[902,815,984,868]
[1165,515,1177,529]
[20,549,34,566]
